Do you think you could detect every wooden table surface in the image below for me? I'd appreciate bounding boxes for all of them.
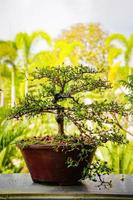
[0,174,133,199]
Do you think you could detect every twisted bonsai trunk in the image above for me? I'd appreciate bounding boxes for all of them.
[56,108,64,135]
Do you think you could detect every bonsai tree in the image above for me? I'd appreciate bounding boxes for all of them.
[9,64,127,185]
[10,64,126,139]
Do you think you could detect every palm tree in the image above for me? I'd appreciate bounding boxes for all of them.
[106,33,133,78]
[53,40,83,65]
[31,40,83,68]
[15,31,51,96]
[0,41,17,107]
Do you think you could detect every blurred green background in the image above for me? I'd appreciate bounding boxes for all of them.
[0,23,133,174]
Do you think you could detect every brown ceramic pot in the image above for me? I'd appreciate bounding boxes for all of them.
[19,144,94,185]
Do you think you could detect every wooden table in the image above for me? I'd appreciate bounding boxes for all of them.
[0,174,133,199]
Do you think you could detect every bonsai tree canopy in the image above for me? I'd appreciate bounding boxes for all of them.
[10,64,126,145]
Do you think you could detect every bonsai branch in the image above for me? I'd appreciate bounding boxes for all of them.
[113,113,133,137]
[64,111,93,139]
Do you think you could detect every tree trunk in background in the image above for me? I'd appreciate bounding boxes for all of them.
[0,88,4,107]
[11,67,16,107]
[0,74,4,107]
[25,65,28,96]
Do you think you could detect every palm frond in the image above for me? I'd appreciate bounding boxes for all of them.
[106,33,128,48]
